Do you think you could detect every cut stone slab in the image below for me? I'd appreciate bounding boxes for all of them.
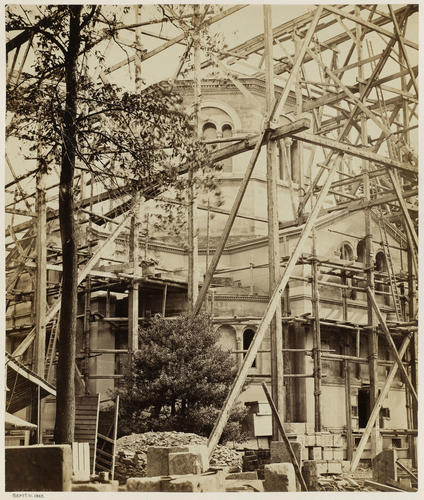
[327,460,342,474]
[305,435,316,447]
[186,444,209,472]
[164,471,225,492]
[341,460,351,473]
[169,452,202,475]
[225,479,264,492]
[126,476,165,492]
[316,433,333,447]
[5,445,72,492]
[309,446,322,460]
[322,447,333,460]
[263,463,296,492]
[373,449,398,483]
[271,440,303,465]
[333,434,343,447]
[145,446,187,477]
[72,480,119,492]
[302,461,320,491]
[226,471,258,480]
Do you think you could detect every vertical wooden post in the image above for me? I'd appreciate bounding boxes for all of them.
[264,4,284,440]
[33,164,47,376]
[344,359,353,461]
[291,30,304,193]
[161,284,167,317]
[83,278,91,393]
[283,286,292,421]
[128,195,141,354]
[187,5,200,312]
[311,230,322,431]
[128,5,143,354]
[356,5,380,457]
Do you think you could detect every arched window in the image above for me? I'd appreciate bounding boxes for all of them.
[202,122,217,140]
[375,251,387,272]
[356,239,366,263]
[375,251,390,305]
[339,242,354,261]
[243,328,256,368]
[222,123,232,138]
[221,124,233,172]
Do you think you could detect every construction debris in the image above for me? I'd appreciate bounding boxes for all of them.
[114,431,242,483]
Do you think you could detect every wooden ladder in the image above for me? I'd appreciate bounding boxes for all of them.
[45,316,59,382]
[378,217,403,321]
[95,396,120,480]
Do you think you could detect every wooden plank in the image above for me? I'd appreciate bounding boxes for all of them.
[207,155,339,456]
[97,433,115,444]
[97,448,113,459]
[323,5,417,50]
[291,132,416,174]
[396,460,418,481]
[262,382,308,491]
[363,480,404,492]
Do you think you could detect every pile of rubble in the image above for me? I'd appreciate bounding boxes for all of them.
[317,475,373,492]
[114,431,242,483]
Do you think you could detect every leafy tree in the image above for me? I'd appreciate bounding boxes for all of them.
[6,5,219,443]
[117,313,247,442]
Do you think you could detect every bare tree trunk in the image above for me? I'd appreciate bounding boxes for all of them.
[54,5,82,444]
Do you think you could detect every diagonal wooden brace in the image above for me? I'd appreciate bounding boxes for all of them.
[206,155,340,456]
[350,332,412,472]
[367,288,417,403]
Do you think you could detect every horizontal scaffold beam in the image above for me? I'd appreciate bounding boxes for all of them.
[291,132,417,174]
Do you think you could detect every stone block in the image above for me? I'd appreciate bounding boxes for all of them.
[341,460,351,473]
[305,422,315,435]
[333,449,344,460]
[316,433,333,447]
[164,471,225,492]
[169,452,202,475]
[399,478,412,490]
[226,471,258,480]
[271,440,303,466]
[225,479,264,492]
[373,449,398,483]
[145,446,187,477]
[187,444,209,471]
[332,434,343,447]
[309,447,322,460]
[322,448,333,460]
[5,445,72,492]
[263,463,296,492]
[305,434,316,447]
[283,422,306,435]
[72,481,119,492]
[126,477,165,492]
[316,461,328,474]
[302,461,320,491]
[327,461,342,474]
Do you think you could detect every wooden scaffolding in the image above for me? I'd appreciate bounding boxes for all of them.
[5,4,418,470]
